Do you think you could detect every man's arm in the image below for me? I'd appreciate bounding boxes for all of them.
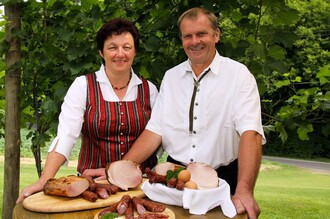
[232,130,262,219]
[123,129,162,164]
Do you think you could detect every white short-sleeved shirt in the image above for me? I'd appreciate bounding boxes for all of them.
[48,65,158,162]
[146,51,266,169]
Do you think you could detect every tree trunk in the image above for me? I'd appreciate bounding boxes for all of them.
[2,2,21,219]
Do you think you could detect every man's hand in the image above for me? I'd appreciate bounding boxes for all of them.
[82,168,107,181]
[232,190,260,219]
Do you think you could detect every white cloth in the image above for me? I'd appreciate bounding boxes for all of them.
[48,64,158,162]
[141,178,237,217]
[146,51,266,169]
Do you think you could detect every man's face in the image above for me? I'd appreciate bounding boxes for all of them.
[180,14,220,69]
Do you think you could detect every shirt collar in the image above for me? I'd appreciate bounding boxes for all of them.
[184,50,221,77]
[95,64,142,87]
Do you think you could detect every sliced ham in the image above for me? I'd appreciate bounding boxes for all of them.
[106,160,142,190]
[154,162,175,176]
[154,162,185,176]
[186,162,219,189]
[43,175,89,197]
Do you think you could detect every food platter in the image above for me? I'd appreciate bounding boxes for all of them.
[22,180,145,213]
[93,207,175,219]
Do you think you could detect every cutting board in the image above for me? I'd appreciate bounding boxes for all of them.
[23,180,145,213]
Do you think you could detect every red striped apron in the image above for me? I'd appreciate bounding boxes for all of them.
[78,73,157,173]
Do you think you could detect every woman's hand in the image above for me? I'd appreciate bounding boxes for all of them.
[82,168,107,181]
[16,181,45,204]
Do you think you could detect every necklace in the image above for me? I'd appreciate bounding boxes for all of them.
[111,72,132,90]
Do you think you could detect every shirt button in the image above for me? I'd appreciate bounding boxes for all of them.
[121,152,124,155]
[194,116,197,120]
[190,158,194,162]
[120,112,124,115]
[120,142,124,144]
[119,102,122,106]
[197,88,200,92]
[120,133,123,135]
[195,102,199,106]
[193,131,196,134]
[192,145,196,148]
[121,123,124,125]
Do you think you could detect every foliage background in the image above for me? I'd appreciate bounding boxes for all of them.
[0,0,329,160]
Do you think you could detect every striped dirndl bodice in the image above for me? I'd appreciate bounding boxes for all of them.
[78,73,157,174]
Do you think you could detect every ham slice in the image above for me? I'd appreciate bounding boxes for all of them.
[154,162,175,176]
[186,162,219,189]
[43,175,89,197]
[106,160,142,190]
[154,162,185,176]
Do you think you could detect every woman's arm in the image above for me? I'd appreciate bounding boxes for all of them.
[16,151,66,203]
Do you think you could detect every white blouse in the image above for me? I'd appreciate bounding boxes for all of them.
[48,65,158,162]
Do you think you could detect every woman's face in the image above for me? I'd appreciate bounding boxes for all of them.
[100,32,136,74]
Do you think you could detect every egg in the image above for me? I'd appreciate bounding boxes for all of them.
[184,180,198,189]
[178,169,191,183]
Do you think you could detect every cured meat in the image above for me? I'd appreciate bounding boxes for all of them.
[43,175,89,197]
[125,199,134,219]
[80,174,96,191]
[106,160,143,190]
[95,187,109,199]
[132,196,146,215]
[141,199,166,212]
[145,167,166,184]
[97,202,119,218]
[154,162,175,176]
[80,190,98,202]
[186,162,218,189]
[117,194,131,215]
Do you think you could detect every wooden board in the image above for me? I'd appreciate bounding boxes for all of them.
[93,207,175,219]
[23,180,145,213]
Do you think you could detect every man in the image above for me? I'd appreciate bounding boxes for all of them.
[124,7,265,219]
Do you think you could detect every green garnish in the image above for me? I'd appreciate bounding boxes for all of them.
[100,212,119,219]
[165,167,185,182]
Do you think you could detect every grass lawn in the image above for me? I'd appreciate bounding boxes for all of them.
[255,162,330,219]
[0,159,329,218]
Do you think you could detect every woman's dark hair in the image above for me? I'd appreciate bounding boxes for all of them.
[96,18,140,52]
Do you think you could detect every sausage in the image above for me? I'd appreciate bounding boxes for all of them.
[132,196,146,215]
[125,199,134,219]
[175,180,185,190]
[166,178,177,188]
[98,202,119,218]
[117,194,131,215]
[80,190,98,202]
[94,182,119,194]
[95,187,109,199]
[80,174,97,191]
[141,199,166,212]
[136,213,169,219]
[145,168,166,184]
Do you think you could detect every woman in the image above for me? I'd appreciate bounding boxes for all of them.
[16,18,159,203]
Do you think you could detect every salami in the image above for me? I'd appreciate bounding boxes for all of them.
[132,196,146,215]
[117,194,131,215]
[125,199,134,219]
[94,182,119,194]
[141,199,166,212]
[145,168,166,184]
[97,202,119,218]
[80,190,98,202]
[95,187,109,199]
